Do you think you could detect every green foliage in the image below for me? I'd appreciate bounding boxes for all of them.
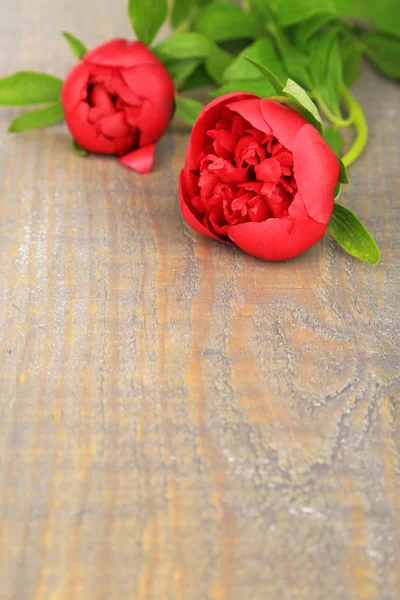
[323,127,343,154]
[175,96,203,126]
[62,31,87,60]
[328,203,380,264]
[171,0,194,29]
[275,0,336,27]
[192,2,263,42]
[243,58,284,94]
[362,31,400,79]
[282,78,323,133]
[153,32,215,61]
[225,39,287,85]
[128,0,167,46]
[309,28,344,115]
[8,102,64,132]
[72,139,89,156]
[0,72,62,105]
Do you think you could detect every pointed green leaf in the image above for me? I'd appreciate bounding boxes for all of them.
[276,0,336,27]
[153,32,214,61]
[180,65,213,91]
[362,31,400,79]
[274,30,312,89]
[0,72,63,106]
[192,2,262,42]
[62,31,88,60]
[72,139,89,156]
[337,155,349,184]
[323,127,343,154]
[283,78,323,133]
[309,27,343,115]
[128,0,168,46]
[205,48,233,85]
[328,203,380,265]
[164,58,202,86]
[341,34,362,87]
[8,102,64,132]
[175,96,203,126]
[224,38,287,84]
[171,0,194,29]
[244,58,283,94]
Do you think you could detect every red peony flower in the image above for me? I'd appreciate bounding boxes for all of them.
[179,93,340,260]
[62,39,175,173]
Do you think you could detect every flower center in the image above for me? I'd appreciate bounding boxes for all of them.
[189,108,297,237]
[85,70,142,154]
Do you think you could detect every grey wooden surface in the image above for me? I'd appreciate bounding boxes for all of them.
[0,1,399,599]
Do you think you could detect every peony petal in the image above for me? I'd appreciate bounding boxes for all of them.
[228,216,327,261]
[227,99,273,136]
[84,39,159,68]
[255,158,281,183]
[179,171,221,241]
[119,144,156,173]
[121,64,174,114]
[259,99,308,151]
[64,102,116,154]
[97,111,130,138]
[62,62,91,111]
[133,99,170,146]
[293,124,339,224]
[185,92,257,171]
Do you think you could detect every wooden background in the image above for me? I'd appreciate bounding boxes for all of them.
[0,1,399,599]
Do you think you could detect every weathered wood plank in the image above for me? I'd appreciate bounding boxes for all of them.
[0,1,399,599]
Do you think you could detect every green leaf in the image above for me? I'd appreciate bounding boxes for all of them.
[62,31,87,60]
[282,78,323,133]
[224,38,287,85]
[211,78,277,97]
[180,65,213,91]
[338,156,349,184]
[291,11,336,50]
[362,31,400,79]
[328,203,380,265]
[153,32,214,61]
[128,0,168,46]
[175,96,203,126]
[244,58,284,94]
[165,58,202,85]
[274,30,312,89]
[8,101,64,132]
[249,0,275,21]
[205,48,234,85]
[340,35,362,87]
[333,0,400,38]
[334,182,341,199]
[171,0,194,29]
[309,27,343,114]
[192,2,262,42]
[276,0,336,27]
[72,139,88,156]
[323,127,343,154]
[0,71,63,106]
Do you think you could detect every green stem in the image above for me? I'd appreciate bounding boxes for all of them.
[315,92,354,127]
[341,88,368,168]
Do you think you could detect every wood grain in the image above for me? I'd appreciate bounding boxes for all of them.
[0,1,399,599]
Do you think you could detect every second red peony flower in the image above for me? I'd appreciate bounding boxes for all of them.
[179,93,340,261]
[62,39,175,173]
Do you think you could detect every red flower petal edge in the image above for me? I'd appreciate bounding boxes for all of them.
[119,144,156,174]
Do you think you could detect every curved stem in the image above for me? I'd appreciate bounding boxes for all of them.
[315,92,354,127]
[341,88,368,168]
